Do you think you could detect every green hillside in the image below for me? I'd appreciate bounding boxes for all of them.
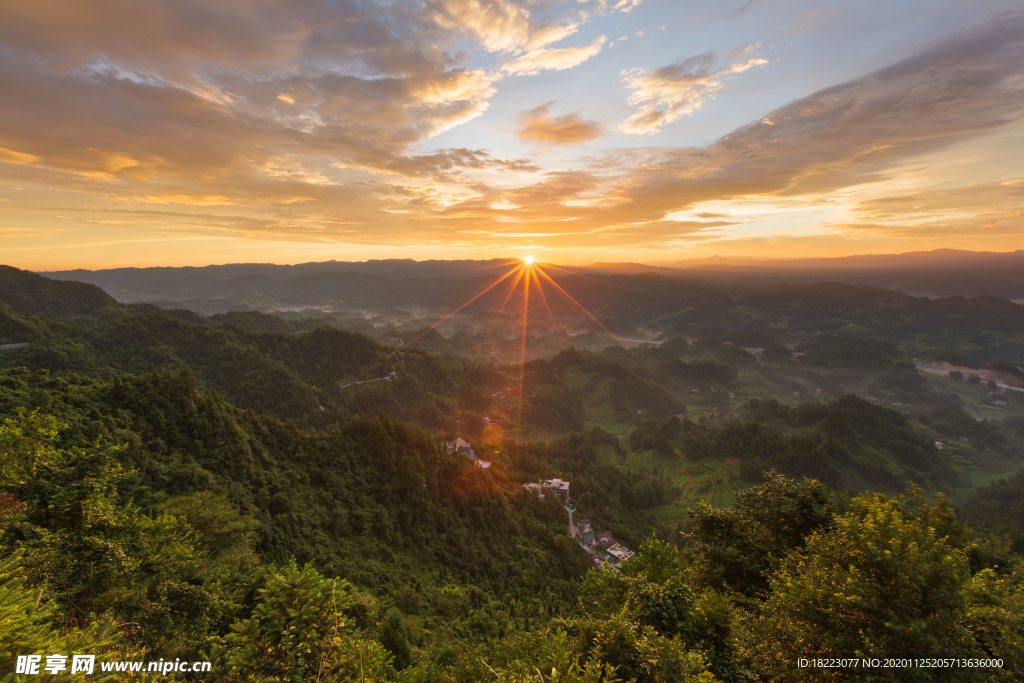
[0,264,121,324]
[2,266,1023,680]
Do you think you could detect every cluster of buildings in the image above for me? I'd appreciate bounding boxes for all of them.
[519,479,634,565]
[520,478,571,502]
[576,519,634,566]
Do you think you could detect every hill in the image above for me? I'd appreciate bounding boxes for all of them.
[0,264,121,323]
[2,265,1023,679]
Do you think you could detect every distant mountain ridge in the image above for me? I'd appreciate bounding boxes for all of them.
[652,248,1024,271]
[40,249,1024,304]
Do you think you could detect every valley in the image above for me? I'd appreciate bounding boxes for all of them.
[3,258,1024,681]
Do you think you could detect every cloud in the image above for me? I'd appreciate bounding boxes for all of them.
[0,147,42,164]
[728,41,762,57]
[556,12,1024,245]
[436,12,1024,250]
[424,0,578,54]
[502,36,607,75]
[854,179,1024,220]
[614,0,643,13]
[0,227,64,237]
[515,103,604,145]
[361,148,539,176]
[619,52,768,134]
[728,1,762,21]
[2,2,1024,255]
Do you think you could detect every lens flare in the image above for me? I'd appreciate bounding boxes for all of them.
[404,256,621,436]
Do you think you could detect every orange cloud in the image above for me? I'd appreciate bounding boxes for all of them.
[1,3,1024,263]
[515,103,604,145]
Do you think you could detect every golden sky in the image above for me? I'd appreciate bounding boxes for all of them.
[1,0,1023,270]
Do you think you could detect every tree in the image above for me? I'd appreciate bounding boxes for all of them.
[0,551,140,682]
[0,409,236,658]
[210,560,390,682]
[378,608,413,670]
[577,538,738,682]
[963,568,1024,677]
[684,473,837,601]
[741,493,977,678]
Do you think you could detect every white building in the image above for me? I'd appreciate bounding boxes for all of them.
[541,478,570,501]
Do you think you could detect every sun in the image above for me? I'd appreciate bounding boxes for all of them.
[524,256,534,264]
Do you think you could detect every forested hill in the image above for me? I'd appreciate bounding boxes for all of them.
[0,367,601,669]
[0,264,121,323]
[0,303,384,423]
[0,285,691,437]
[3,377,1022,680]
[0,264,334,334]
[3,267,1024,680]
[9,263,1024,369]
[3,273,1020,503]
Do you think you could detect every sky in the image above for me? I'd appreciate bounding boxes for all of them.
[1,0,1023,270]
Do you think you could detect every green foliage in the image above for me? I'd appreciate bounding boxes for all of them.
[685,473,837,600]
[737,395,958,490]
[4,267,1024,679]
[210,560,390,682]
[0,304,383,427]
[794,334,901,368]
[989,362,1024,378]
[207,311,327,335]
[661,359,738,386]
[379,608,413,670]
[758,343,792,364]
[0,369,591,659]
[430,539,722,683]
[926,348,978,367]
[0,266,120,325]
[0,551,144,683]
[963,568,1024,675]
[159,491,261,569]
[918,404,1005,450]
[962,469,1024,553]
[740,493,979,677]
[713,346,757,370]
[628,417,681,457]
[0,409,261,658]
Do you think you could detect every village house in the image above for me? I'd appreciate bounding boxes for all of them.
[594,531,615,550]
[446,438,475,457]
[541,478,570,501]
[606,543,634,564]
[577,519,594,545]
